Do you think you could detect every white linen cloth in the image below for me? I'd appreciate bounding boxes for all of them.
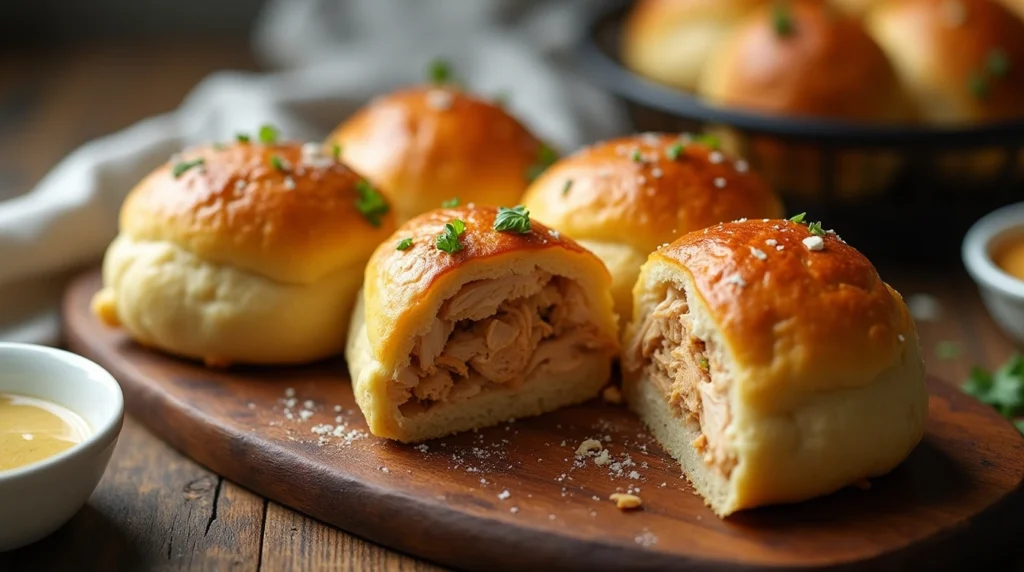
[0,0,629,346]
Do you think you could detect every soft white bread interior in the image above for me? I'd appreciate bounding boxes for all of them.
[346,205,619,442]
[92,140,396,366]
[622,219,927,516]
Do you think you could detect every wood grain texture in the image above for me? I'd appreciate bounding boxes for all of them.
[61,269,1024,571]
[261,503,442,572]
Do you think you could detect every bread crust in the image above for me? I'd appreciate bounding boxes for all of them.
[327,87,544,223]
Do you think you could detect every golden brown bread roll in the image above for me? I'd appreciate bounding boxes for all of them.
[346,205,619,442]
[521,133,783,327]
[697,0,911,122]
[326,86,549,224]
[867,0,1024,123]
[621,0,768,92]
[92,137,396,367]
[622,218,927,516]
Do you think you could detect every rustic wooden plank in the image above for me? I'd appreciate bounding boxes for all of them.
[260,503,444,572]
[0,416,266,571]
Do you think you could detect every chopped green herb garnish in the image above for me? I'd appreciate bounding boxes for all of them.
[631,149,643,163]
[666,142,684,161]
[236,133,251,143]
[969,72,991,99]
[772,3,795,37]
[493,205,532,234]
[987,49,1010,78]
[332,143,342,160]
[172,158,205,178]
[258,124,279,144]
[964,355,1024,433]
[355,179,389,227]
[936,341,961,361]
[694,133,721,150]
[807,221,825,236]
[396,238,414,251]
[428,58,454,85]
[525,142,559,182]
[698,357,710,370]
[436,219,467,254]
[788,212,807,224]
[562,179,573,196]
[269,155,289,171]
[442,197,460,208]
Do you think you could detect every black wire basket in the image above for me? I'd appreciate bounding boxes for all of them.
[572,0,1024,263]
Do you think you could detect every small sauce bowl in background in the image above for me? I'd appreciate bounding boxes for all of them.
[964,202,1024,346]
[0,343,123,552]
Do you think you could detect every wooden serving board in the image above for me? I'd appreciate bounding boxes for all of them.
[63,270,1024,571]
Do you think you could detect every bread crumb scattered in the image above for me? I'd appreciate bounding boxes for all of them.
[498,490,511,500]
[602,385,623,405]
[575,438,603,457]
[594,449,611,466]
[610,493,643,510]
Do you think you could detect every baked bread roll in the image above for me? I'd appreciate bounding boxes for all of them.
[347,205,619,442]
[326,86,548,224]
[866,0,1024,123]
[698,0,911,122]
[92,138,396,367]
[621,0,767,92]
[521,133,782,328]
[622,218,927,516]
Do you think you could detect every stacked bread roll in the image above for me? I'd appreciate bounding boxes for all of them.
[93,61,927,518]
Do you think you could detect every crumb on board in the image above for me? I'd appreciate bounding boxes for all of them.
[602,385,623,405]
[575,438,603,457]
[610,493,643,510]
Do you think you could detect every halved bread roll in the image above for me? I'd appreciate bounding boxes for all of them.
[346,205,619,442]
[622,218,927,516]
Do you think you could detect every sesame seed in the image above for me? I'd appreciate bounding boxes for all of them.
[776,245,784,251]
[426,89,454,110]
[725,273,747,288]
[750,247,768,260]
[285,388,296,398]
[234,180,246,190]
[548,229,560,239]
[898,334,906,342]
[651,167,663,178]
[735,160,749,172]
[709,151,724,164]
[498,490,511,500]
[735,217,747,223]
[803,236,825,251]
[283,177,296,190]
[714,177,726,188]
[765,239,777,247]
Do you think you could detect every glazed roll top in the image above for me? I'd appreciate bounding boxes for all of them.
[347,205,620,442]
[92,139,396,366]
[698,0,912,122]
[326,86,548,223]
[866,0,1024,123]
[522,133,782,328]
[621,0,768,91]
[622,218,927,516]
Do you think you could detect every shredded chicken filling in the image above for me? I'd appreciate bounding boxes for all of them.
[393,271,606,416]
[635,286,736,477]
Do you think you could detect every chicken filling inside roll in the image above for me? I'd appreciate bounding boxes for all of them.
[392,270,608,416]
[632,284,736,477]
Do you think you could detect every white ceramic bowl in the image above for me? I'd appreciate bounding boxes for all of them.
[0,343,123,552]
[963,202,1024,346]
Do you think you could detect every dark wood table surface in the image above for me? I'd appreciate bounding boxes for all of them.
[0,42,1021,572]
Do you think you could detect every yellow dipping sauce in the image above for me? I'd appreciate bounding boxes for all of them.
[0,394,90,471]
[995,239,1024,282]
